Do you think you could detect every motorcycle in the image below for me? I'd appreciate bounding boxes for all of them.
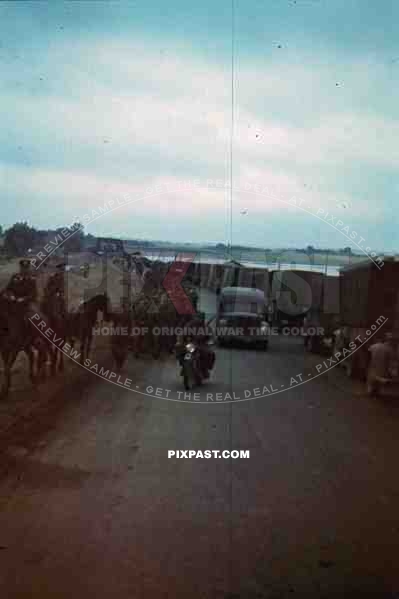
[176,339,215,390]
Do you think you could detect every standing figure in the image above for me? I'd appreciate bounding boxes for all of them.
[366,333,395,397]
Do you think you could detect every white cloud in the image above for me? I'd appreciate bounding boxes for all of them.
[0,36,397,245]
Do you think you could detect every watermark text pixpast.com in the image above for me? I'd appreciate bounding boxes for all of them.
[168,450,250,459]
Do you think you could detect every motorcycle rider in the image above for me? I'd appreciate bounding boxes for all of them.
[176,312,215,378]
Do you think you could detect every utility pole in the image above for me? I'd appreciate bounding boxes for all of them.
[325,249,329,275]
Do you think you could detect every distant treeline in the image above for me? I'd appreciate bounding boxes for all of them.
[209,243,355,256]
[0,223,357,258]
[0,222,89,256]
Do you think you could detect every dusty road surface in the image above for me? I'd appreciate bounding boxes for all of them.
[1,292,399,598]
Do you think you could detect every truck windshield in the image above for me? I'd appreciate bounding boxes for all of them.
[221,300,262,314]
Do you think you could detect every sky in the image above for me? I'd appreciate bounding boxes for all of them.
[0,0,398,252]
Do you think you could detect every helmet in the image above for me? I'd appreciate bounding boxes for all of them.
[19,258,31,268]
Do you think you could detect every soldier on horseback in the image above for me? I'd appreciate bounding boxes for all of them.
[3,259,38,316]
[43,262,67,315]
[46,262,66,296]
[0,260,47,397]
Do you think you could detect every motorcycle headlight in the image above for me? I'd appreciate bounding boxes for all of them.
[185,343,195,353]
[260,321,269,333]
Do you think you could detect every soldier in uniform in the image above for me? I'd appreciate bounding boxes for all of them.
[3,259,38,322]
[3,259,38,306]
[42,262,67,316]
[45,262,66,298]
[176,311,215,377]
[366,332,395,397]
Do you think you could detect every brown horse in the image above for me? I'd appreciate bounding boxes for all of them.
[40,291,68,375]
[108,308,132,371]
[0,295,49,398]
[68,293,110,364]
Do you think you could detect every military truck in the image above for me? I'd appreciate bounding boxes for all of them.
[338,257,399,379]
[270,269,324,331]
[303,274,340,353]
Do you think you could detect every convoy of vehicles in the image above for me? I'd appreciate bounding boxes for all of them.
[146,257,399,387]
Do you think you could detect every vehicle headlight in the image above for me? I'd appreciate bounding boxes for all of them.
[185,343,196,353]
[260,321,269,333]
